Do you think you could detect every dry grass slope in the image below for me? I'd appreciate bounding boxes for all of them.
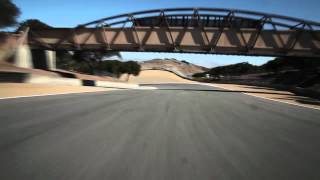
[126,70,194,84]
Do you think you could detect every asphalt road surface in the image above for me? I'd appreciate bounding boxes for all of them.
[1,83,320,180]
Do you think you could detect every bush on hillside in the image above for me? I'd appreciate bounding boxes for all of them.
[261,57,320,73]
[193,62,260,77]
[193,57,320,78]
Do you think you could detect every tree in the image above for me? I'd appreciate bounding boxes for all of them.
[56,49,140,77]
[0,0,20,29]
[16,19,51,32]
[68,50,125,75]
[97,60,141,78]
[119,61,141,81]
[97,60,122,76]
[120,61,141,76]
[262,58,285,73]
[72,51,97,74]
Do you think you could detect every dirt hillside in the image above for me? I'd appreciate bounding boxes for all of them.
[139,59,208,78]
[126,70,194,84]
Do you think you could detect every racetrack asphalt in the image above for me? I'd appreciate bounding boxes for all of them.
[0,83,320,180]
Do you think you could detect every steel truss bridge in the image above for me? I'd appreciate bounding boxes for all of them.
[27,8,320,57]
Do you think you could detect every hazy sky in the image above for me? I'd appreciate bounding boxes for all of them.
[12,0,320,67]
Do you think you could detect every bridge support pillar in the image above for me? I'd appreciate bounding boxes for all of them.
[45,50,56,70]
[14,45,33,69]
[29,49,56,70]
[14,46,56,70]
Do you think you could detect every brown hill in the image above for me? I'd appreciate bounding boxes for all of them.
[126,70,194,84]
[139,59,208,78]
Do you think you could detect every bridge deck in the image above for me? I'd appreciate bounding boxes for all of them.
[28,27,320,57]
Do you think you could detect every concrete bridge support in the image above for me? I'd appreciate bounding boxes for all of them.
[14,45,56,70]
[14,45,33,69]
[45,50,56,70]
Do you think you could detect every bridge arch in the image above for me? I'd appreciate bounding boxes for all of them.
[80,8,320,30]
[27,8,320,57]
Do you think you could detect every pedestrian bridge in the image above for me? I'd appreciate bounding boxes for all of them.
[26,8,320,57]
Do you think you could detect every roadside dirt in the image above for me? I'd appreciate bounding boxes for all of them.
[125,69,320,109]
[126,70,194,84]
[0,83,114,98]
[207,83,320,110]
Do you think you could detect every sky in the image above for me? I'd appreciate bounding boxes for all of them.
[11,0,320,67]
